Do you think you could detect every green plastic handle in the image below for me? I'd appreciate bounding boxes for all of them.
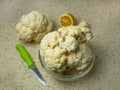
[15,44,35,68]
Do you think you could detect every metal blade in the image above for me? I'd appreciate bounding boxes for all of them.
[29,66,46,86]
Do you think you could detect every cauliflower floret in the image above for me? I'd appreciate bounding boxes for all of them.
[40,21,93,73]
[40,31,60,49]
[40,31,67,72]
[79,21,93,41]
[58,23,92,43]
[60,36,78,52]
[67,43,92,70]
[16,11,53,43]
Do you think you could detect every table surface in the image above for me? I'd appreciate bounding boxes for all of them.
[0,0,120,90]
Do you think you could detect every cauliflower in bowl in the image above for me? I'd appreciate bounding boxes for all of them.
[16,11,53,43]
[40,21,93,73]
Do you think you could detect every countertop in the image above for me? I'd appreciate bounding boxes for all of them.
[0,0,120,90]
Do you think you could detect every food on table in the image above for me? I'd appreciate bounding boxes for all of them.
[40,21,93,73]
[16,11,53,43]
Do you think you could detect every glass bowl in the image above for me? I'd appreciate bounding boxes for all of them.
[38,42,95,81]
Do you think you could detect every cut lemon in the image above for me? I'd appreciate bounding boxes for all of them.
[59,13,76,27]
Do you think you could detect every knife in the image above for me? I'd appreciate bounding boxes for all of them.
[15,44,46,86]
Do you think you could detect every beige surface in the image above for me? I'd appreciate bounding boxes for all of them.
[0,0,120,90]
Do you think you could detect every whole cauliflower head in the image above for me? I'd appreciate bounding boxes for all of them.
[16,11,53,43]
[40,21,93,73]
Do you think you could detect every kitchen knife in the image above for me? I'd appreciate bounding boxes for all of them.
[15,44,46,86]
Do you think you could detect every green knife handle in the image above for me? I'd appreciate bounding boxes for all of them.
[16,44,34,68]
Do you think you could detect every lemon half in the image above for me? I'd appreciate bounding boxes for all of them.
[59,13,76,27]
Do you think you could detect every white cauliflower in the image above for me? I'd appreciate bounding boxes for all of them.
[16,11,53,43]
[40,21,93,73]
[59,36,78,53]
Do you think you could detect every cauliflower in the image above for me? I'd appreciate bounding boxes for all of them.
[40,21,93,73]
[16,11,53,43]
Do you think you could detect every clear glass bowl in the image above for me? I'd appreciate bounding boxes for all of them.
[38,42,95,81]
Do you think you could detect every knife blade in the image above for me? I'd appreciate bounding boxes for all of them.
[15,44,46,86]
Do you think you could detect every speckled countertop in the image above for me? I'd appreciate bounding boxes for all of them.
[0,0,120,90]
